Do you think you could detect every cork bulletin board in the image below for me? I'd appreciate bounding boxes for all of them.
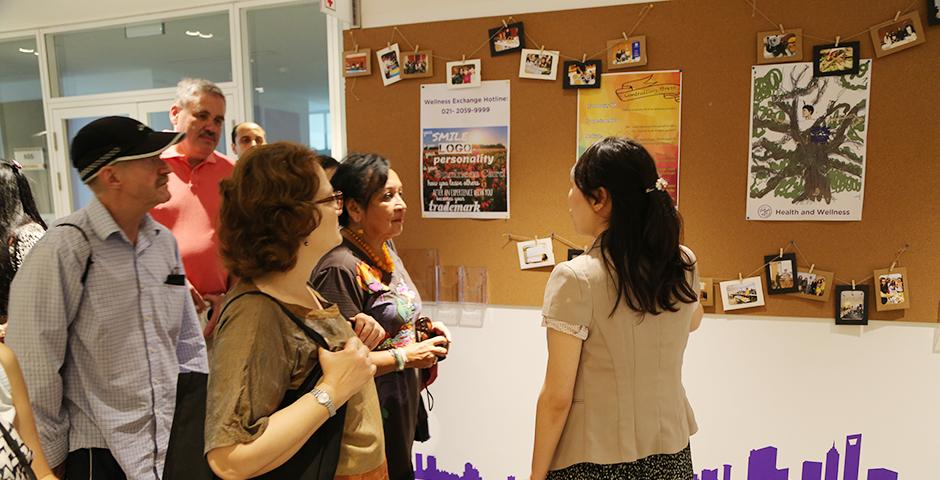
[343,0,940,322]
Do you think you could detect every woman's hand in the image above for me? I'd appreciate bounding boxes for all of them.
[350,313,386,349]
[318,337,376,404]
[402,336,449,369]
[430,321,453,343]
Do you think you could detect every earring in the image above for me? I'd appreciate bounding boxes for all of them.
[304,240,310,246]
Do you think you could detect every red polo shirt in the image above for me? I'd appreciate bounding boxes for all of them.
[152,145,235,297]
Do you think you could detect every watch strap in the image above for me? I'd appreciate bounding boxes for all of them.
[310,387,337,417]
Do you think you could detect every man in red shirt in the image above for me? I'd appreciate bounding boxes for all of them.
[152,78,234,335]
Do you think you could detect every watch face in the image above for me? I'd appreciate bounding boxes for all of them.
[314,390,329,403]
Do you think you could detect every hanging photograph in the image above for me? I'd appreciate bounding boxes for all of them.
[563,60,602,89]
[376,43,403,86]
[699,277,715,307]
[606,36,648,69]
[517,238,556,270]
[873,267,911,311]
[746,61,871,221]
[765,253,798,294]
[401,50,434,79]
[343,49,371,77]
[812,41,860,77]
[792,267,834,302]
[756,28,803,64]
[719,277,766,311]
[930,0,940,25]
[488,22,525,56]
[518,49,560,80]
[869,11,926,58]
[445,59,482,89]
[835,284,869,325]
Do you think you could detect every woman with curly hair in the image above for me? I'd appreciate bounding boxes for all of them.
[204,142,387,479]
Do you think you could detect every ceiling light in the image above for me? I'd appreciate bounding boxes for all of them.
[33,52,39,56]
[198,32,214,39]
[185,30,201,37]
[254,87,265,94]
[18,47,35,54]
[125,22,165,39]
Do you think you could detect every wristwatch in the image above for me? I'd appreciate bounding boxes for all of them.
[310,388,337,418]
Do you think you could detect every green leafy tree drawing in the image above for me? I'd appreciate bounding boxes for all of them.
[750,62,869,204]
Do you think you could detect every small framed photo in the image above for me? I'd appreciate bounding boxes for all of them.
[792,268,834,302]
[719,277,766,311]
[756,28,803,64]
[517,238,555,270]
[930,0,940,25]
[812,41,860,77]
[566,248,584,261]
[764,253,798,294]
[835,284,869,325]
[563,60,602,89]
[343,49,371,77]
[873,267,910,311]
[489,22,525,56]
[518,49,560,80]
[445,59,481,89]
[606,36,648,69]
[699,277,714,307]
[376,43,403,86]
[870,11,926,58]
[401,50,434,79]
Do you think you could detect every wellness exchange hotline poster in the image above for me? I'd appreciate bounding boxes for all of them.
[577,70,682,205]
[420,80,510,219]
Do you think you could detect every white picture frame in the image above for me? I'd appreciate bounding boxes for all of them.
[518,48,559,81]
[517,238,555,270]
[376,43,403,86]
[445,59,482,89]
[719,276,766,311]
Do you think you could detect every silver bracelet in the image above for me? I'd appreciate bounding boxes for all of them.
[391,347,406,371]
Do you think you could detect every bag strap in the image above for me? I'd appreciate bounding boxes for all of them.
[216,290,330,350]
[56,223,93,285]
[0,420,37,480]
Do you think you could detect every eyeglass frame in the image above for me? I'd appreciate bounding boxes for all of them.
[314,190,344,208]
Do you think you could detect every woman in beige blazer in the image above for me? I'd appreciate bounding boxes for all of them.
[531,137,703,480]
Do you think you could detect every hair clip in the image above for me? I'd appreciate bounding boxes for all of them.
[644,177,668,193]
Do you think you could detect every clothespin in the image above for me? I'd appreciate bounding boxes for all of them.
[354,43,359,53]
[581,53,587,63]
[851,280,856,289]
[622,31,629,41]
[809,264,815,274]
[889,261,897,272]
[835,36,840,47]
[502,19,508,28]
[539,45,544,55]
[414,44,419,54]
[738,273,744,282]
[894,11,901,22]
[779,24,785,34]
[462,54,466,62]
[387,41,391,48]
[779,248,784,259]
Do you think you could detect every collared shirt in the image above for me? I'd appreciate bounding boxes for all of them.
[152,145,235,297]
[6,197,208,478]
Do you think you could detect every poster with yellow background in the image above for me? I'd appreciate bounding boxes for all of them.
[577,70,682,204]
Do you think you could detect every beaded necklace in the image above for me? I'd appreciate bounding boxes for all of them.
[342,228,395,274]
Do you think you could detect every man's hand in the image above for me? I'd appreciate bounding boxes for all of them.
[351,313,386,349]
[189,286,207,313]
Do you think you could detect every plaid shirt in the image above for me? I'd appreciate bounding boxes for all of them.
[6,197,208,478]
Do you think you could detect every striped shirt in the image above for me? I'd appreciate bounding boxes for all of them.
[6,197,208,478]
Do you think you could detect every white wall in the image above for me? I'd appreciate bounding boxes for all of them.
[415,306,940,479]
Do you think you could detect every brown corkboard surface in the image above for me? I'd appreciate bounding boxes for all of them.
[344,0,940,322]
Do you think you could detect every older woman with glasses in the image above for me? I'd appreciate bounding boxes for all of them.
[204,142,387,479]
[311,153,451,480]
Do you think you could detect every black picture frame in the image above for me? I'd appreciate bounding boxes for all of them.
[764,252,798,294]
[812,41,861,77]
[562,60,603,89]
[929,0,940,25]
[835,284,870,325]
[567,249,584,261]
[488,22,525,56]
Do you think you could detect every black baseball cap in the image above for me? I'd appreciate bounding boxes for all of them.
[71,116,184,183]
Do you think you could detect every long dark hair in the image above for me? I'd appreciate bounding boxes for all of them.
[574,137,697,315]
[331,153,390,227]
[1,160,48,317]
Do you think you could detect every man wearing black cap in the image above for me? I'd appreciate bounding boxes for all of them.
[6,116,208,479]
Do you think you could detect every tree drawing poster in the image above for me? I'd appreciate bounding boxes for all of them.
[747,61,871,221]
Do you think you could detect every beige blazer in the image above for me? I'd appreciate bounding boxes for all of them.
[542,244,699,470]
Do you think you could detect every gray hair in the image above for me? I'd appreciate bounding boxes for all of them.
[174,78,224,110]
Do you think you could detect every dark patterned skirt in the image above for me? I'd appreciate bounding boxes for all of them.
[546,445,692,480]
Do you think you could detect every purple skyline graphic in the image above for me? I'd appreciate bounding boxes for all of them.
[694,434,898,480]
[415,453,517,480]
